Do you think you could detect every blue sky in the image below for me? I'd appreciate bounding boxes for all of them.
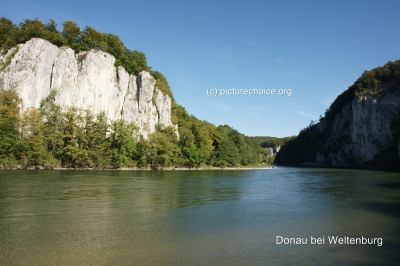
[2,0,400,137]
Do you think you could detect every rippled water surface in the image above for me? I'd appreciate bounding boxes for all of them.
[0,168,399,265]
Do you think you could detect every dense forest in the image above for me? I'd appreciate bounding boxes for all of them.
[275,60,400,169]
[0,18,270,169]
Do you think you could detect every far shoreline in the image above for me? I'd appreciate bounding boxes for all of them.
[0,166,277,171]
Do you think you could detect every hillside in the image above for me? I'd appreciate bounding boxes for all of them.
[275,60,400,170]
[0,18,268,169]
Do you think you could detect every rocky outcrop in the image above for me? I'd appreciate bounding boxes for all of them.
[275,60,400,170]
[0,38,177,138]
[313,89,400,168]
[265,146,280,157]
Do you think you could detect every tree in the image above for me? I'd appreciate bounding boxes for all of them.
[0,17,18,50]
[59,107,89,167]
[119,49,149,75]
[104,33,125,59]
[213,125,240,167]
[0,90,25,166]
[82,26,107,50]
[145,127,181,168]
[82,111,110,168]
[214,139,240,167]
[39,89,63,163]
[18,19,47,43]
[179,127,201,167]
[62,21,82,51]
[44,19,57,33]
[43,19,64,47]
[108,120,137,168]
[20,109,49,166]
[191,119,214,164]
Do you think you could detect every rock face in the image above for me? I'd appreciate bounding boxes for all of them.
[314,89,400,168]
[0,38,177,138]
[265,146,280,157]
[275,60,400,170]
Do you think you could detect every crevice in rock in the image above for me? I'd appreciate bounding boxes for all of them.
[120,76,130,118]
[49,61,55,90]
[154,93,161,125]
[136,73,141,113]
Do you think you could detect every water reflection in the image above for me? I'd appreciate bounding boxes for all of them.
[0,168,399,265]
[147,171,243,208]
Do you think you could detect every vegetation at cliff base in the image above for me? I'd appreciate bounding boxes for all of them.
[0,89,269,169]
[0,17,273,169]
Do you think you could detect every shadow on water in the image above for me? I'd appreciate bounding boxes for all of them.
[363,200,400,219]
[376,181,400,190]
[1,168,400,265]
[358,179,400,264]
[276,167,400,265]
[362,179,400,219]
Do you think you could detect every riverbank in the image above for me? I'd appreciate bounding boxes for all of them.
[0,165,277,171]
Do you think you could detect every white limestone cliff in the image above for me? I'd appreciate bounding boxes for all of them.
[314,89,400,168]
[0,38,177,138]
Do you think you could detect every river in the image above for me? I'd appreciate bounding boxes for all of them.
[0,167,399,265]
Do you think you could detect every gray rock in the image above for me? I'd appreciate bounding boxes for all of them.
[315,89,400,167]
[0,38,177,139]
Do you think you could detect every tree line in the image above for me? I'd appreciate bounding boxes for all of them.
[0,17,272,169]
[0,89,270,169]
[252,136,294,149]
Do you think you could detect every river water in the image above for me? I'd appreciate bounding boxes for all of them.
[0,167,399,265]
